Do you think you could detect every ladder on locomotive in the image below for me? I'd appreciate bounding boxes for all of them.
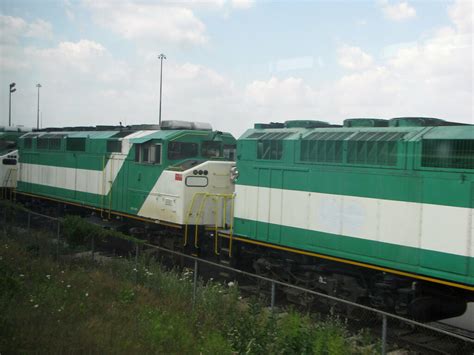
[184,192,235,257]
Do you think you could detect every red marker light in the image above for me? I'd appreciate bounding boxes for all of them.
[175,174,182,181]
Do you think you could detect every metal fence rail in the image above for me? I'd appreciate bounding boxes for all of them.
[1,204,473,354]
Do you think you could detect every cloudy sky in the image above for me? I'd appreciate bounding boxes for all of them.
[0,0,472,136]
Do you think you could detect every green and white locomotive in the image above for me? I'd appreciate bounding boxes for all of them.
[17,121,236,227]
[231,117,473,321]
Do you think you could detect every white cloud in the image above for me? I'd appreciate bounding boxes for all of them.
[448,0,472,33]
[64,0,76,21]
[25,19,53,40]
[0,15,53,42]
[231,0,255,10]
[0,16,54,70]
[381,1,416,21]
[82,0,255,46]
[241,77,321,127]
[27,40,107,74]
[0,15,27,43]
[245,77,316,106]
[83,0,208,45]
[185,0,226,9]
[337,45,374,70]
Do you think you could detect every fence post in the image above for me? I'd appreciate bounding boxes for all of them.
[27,211,31,232]
[91,235,95,262]
[135,243,139,284]
[1,207,5,235]
[381,314,387,355]
[192,259,198,309]
[56,220,60,260]
[270,281,276,311]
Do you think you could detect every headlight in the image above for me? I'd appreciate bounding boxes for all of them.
[230,166,239,183]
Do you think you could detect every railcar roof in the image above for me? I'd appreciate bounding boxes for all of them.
[240,124,473,141]
[422,126,474,140]
[22,129,234,141]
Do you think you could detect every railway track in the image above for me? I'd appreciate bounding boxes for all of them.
[386,324,474,355]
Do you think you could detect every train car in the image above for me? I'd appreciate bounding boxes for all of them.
[16,121,236,227]
[231,117,474,321]
[0,126,31,191]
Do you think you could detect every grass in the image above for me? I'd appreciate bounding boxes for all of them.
[0,221,379,354]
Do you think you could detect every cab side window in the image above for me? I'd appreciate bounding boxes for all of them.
[135,143,162,164]
[202,141,222,158]
[168,142,198,160]
[223,144,236,160]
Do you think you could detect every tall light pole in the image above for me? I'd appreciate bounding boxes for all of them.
[8,82,16,127]
[158,53,166,126]
[36,83,42,130]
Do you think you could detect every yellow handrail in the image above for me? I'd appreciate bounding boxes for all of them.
[183,192,235,253]
[223,197,227,229]
[194,193,210,248]
[213,196,220,255]
[184,192,207,246]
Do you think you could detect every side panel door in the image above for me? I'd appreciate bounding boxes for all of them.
[420,177,470,275]
[268,169,283,244]
[281,169,309,248]
[376,174,421,266]
[255,168,270,241]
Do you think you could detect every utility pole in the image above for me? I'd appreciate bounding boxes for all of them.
[8,82,16,127]
[158,53,166,126]
[36,83,42,130]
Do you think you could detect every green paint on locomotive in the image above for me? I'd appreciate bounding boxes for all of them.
[17,128,236,216]
[234,119,474,286]
[234,218,474,286]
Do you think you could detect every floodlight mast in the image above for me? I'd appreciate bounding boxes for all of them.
[8,82,16,127]
[158,53,166,126]
[36,83,42,130]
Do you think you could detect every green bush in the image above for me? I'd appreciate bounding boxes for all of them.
[312,318,349,355]
[62,215,143,247]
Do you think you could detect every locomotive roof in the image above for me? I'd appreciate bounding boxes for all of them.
[241,119,473,141]
[22,129,235,142]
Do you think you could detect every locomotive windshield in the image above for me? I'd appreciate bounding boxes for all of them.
[202,141,222,158]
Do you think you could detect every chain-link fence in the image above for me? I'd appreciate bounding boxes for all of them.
[1,202,473,355]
